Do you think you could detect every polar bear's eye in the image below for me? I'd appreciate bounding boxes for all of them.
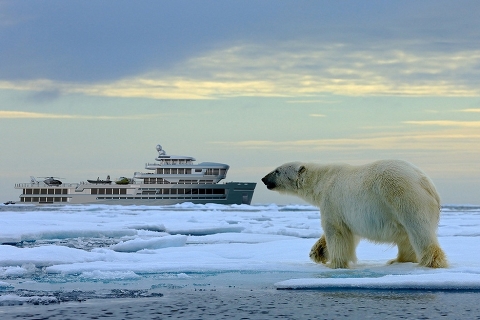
[275,170,280,174]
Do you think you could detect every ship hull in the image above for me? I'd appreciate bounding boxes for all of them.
[15,182,256,205]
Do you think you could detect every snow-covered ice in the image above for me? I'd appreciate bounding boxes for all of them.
[0,203,479,304]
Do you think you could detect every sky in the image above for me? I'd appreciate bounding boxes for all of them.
[1,0,480,204]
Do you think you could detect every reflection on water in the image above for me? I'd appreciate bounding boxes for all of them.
[320,290,437,301]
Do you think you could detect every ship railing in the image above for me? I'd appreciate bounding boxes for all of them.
[76,180,135,185]
[15,181,138,188]
[134,171,227,178]
[145,161,194,166]
[15,182,79,188]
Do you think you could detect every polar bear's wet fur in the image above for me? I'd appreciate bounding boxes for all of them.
[262,160,448,269]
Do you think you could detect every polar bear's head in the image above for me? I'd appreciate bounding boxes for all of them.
[262,162,306,194]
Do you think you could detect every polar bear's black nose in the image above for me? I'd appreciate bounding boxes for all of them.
[261,176,270,185]
[262,175,275,189]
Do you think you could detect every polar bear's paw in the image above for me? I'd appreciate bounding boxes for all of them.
[419,244,449,268]
[309,235,328,264]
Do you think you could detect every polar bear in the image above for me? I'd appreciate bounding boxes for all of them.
[262,160,448,269]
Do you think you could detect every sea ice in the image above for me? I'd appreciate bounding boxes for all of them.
[0,202,479,301]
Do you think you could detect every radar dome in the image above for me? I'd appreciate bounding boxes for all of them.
[156,144,166,156]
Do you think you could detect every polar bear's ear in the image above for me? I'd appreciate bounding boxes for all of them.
[298,165,306,175]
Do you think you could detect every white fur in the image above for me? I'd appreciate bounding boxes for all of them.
[262,160,448,269]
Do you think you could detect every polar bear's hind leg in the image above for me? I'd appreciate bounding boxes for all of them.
[419,243,448,268]
[388,235,418,264]
[398,211,448,268]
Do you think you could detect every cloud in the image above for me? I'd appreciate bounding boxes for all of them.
[26,90,62,103]
[404,120,480,127]
[287,99,339,104]
[213,131,480,152]
[1,41,479,99]
[0,111,75,119]
[0,111,163,120]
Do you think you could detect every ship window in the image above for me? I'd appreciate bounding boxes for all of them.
[48,189,54,194]
[54,197,61,202]
[24,197,31,202]
[120,189,127,195]
[98,189,105,194]
[26,189,32,194]
[106,188,112,194]
[62,197,67,202]
[181,180,198,184]
[63,189,68,194]
[47,197,53,202]
[195,169,202,173]
[213,189,224,194]
[91,188,97,194]
[186,169,192,174]
[33,189,39,194]
[206,169,220,175]
[178,168,184,174]
[41,189,47,194]
[55,189,61,194]
[32,197,39,202]
[199,189,205,194]
[113,189,119,194]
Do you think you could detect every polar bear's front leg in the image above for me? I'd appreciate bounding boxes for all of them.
[309,234,328,264]
[322,223,357,269]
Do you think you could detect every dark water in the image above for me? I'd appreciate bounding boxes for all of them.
[1,289,479,319]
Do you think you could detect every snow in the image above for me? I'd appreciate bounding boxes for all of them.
[0,203,479,298]
[276,273,480,290]
[110,235,187,252]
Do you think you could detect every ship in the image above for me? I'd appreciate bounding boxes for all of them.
[15,144,256,205]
